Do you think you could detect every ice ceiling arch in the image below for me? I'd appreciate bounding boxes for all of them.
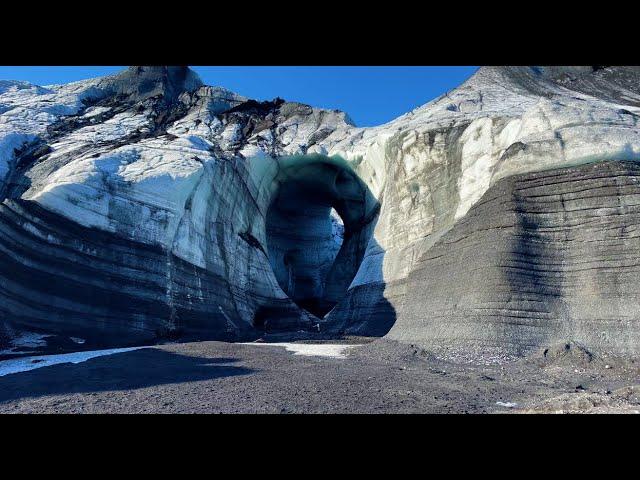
[264,157,380,319]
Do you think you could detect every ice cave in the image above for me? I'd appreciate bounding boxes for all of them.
[265,157,378,319]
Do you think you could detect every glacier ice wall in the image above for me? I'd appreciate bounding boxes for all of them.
[1,66,640,356]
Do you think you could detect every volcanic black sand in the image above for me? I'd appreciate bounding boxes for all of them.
[0,338,638,414]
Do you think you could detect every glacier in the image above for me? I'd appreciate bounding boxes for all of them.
[1,65,640,357]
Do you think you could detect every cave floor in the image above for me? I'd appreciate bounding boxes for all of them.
[0,338,638,414]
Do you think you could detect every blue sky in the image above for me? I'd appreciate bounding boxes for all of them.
[0,66,478,127]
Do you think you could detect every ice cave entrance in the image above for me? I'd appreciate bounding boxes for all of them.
[265,157,377,319]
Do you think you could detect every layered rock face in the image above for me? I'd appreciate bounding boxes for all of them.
[1,65,640,356]
[396,161,640,355]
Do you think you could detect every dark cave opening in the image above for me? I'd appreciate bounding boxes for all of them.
[265,159,377,319]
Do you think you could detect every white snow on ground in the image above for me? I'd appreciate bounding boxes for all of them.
[496,401,518,408]
[0,347,147,377]
[238,342,361,359]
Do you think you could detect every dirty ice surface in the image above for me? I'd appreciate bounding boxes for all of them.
[0,331,50,355]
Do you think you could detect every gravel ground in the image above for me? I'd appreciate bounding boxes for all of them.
[0,338,637,414]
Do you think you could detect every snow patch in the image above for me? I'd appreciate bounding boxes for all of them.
[81,106,111,118]
[238,342,361,359]
[0,347,147,377]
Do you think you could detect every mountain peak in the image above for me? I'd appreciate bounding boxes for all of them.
[98,65,203,104]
